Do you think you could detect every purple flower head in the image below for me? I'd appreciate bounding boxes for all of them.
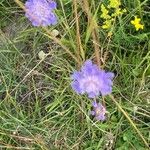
[91,101,106,121]
[25,0,57,26]
[71,60,114,98]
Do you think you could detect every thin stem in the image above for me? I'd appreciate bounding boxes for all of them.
[43,27,79,63]
[73,0,84,66]
[11,53,50,93]
[109,94,149,148]
[82,0,101,67]
[14,0,25,10]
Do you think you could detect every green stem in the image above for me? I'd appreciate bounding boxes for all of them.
[109,94,149,148]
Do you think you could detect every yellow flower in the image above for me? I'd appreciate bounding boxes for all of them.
[102,20,112,29]
[131,16,144,31]
[108,0,121,8]
[100,4,111,19]
[112,8,127,17]
[100,0,126,31]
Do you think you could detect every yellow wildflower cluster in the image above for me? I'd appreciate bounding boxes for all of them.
[100,4,110,19]
[131,16,144,31]
[108,0,121,8]
[100,0,126,30]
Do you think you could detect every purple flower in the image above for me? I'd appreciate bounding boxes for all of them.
[91,101,106,121]
[25,0,57,26]
[71,60,114,98]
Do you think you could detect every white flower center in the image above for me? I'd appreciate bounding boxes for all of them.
[84,76,101,92]
[95,106,105,117]
[37,5,47,16]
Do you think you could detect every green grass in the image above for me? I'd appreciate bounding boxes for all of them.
[0,0,150,149]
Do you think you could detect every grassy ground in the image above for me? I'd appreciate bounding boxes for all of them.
[0,0,150,149]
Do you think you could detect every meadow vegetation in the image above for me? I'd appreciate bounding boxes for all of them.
[0,0,150,149]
